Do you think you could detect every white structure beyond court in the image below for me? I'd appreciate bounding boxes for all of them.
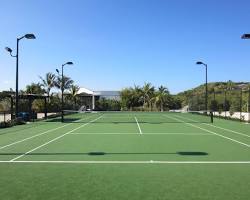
[77,87,120,110]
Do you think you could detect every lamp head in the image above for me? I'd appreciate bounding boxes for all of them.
[66,62,73,65]
[24,34,36,39]
[56,69,59,73]
[241,34,250,39]
[196,61,203,65]
[5,47,13,53]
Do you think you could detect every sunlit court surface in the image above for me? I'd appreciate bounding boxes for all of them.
[0,111,249,200]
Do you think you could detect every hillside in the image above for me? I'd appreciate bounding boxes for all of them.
[175,81,250,111]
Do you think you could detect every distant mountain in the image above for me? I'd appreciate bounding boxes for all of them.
[174,81,250,109]
[177,81,250,96]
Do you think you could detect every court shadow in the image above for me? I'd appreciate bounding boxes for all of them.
[177,152,208,156]
[0,151,208,156]
[45,118,82,123]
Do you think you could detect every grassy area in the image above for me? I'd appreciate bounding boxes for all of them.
[0,112,249,200]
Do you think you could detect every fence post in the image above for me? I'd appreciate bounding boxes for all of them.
[248,88,250,123]
[240,89,242,122]
[224,90,227,117]
[11,96,14,120]
[44,97,47,119]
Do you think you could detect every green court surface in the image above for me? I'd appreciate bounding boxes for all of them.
[0,112,249,200]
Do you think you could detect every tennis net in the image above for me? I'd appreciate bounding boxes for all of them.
[61,110,213,123]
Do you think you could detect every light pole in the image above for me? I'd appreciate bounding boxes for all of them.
[241,33,250,123]
[196,61,208,112]
[5,34,36,119]
[56,62,73,122]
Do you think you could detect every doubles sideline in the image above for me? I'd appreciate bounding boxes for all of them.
[10,115,103,161]
[164,115,250,148]
[176,114,250,138]
[0,115,96,150]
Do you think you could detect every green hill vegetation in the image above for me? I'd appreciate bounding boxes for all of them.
[175,81,250,112]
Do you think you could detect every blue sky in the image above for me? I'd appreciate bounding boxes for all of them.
[1,0,250,94]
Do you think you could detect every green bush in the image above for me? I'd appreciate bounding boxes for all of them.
[0,118,26,129]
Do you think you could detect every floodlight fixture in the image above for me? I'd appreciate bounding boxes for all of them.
[5,47,13,53]
[24,34,36,39]
[196,61,204,65]
[241,34,250,39]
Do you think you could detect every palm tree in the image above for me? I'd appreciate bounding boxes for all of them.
[141,83,155,108]
[131,85,143,108]
[69,85,80,109]
[120,87,134,110]
[39,72,56,98]
[155,86,169,112]
[55,76,74,91]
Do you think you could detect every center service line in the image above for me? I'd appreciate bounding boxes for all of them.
[134,116,142,134]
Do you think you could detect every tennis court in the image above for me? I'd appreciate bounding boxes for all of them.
[0,111,249,200]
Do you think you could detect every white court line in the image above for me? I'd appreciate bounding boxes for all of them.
[0,115,96,150]
[10,115,103,162]
[164,115,250,148]
[175,115,250,138]
[0,160,250,164]
[134,117,142,134]
[69,132,211,135]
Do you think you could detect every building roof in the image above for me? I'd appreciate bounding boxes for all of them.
[77,87,94,95]
[77,87,120,96]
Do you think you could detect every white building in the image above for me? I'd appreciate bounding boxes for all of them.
[77,87,120,110]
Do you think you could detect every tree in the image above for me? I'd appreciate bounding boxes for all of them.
[210,100,218,111]
[141,83,155,108]
[120,88,134,110]
[55,76,74,91]
[39,72,56,98]
[25,83,45,94]
[95,98,121,111]
[155,86,170,112]
[68,85,80,109]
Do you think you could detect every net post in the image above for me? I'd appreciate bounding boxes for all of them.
[210,111,213,123]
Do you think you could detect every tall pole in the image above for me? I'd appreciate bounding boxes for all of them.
[61,64,64,122]
[196,61,208,112]
[57,62,73,122]
[5,33,35,119]
[248,87,250,123]
[15,38,19,118]
[205,64,208,112]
